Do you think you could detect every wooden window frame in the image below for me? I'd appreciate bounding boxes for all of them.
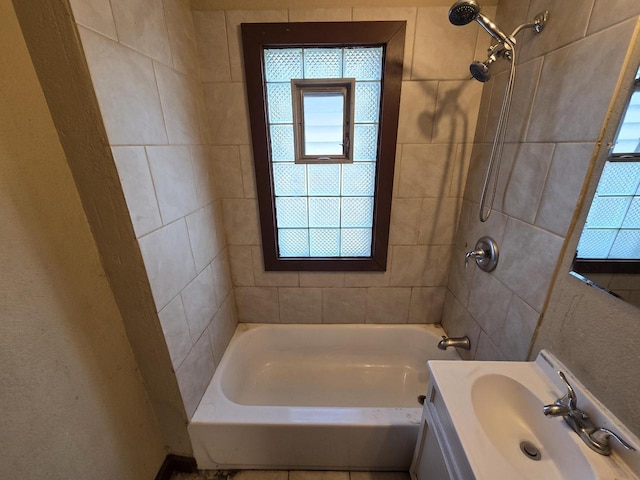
[242,21,405,272]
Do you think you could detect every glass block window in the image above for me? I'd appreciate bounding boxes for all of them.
[264,46,383,258]
[241,21,405,271]
[577,65,640,261]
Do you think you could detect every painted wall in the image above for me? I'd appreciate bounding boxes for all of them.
[193,3,491,324]
[443,0,640,361]
[0,0,166,477]
[68,0,238,420]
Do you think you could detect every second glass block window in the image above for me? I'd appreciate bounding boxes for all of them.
[264,46,383,258]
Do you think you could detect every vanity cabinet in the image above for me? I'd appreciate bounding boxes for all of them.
[410,383,473,480]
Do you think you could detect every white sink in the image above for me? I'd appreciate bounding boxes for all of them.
[412,351,640,480]
[471,373,595,479]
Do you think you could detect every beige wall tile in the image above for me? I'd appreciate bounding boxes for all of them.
[186,203,223,273]
[208,291,238,365]
[251,246,299,287]
[441,291,480,360]
[418,197,461,246]
[69,0,117,39]
[322,288,366,323]
[111,146,162,238]
[228,245,255,286]
[474,331,506,361]
[289,8,352,22]
[366,287,411,323]
[235,287,280,322]
[588,0,640,34]
[397,144,455,198]
[212,250,233,302]
[389,198,421,245]
[467,270,511,337]
[462,143,492,203]
[527,19,636,142]
[110,0,172,64]
[154,62,202,145]
[147,146,199,224]
[353,7,416,79]
[212,146,244,199]
[493,0,531,36]
[175,330,215,418]
[158,295,193,370]
[397,81,437,143]
[180,264,218,340]
[497,294,539,361]
[536,143,594,237]
[433,80,483,144]
[503,143,555,223]
[343,248,393,287]
[192,10,231,82]
[221,199,261,245]
[412,7,480,80]
[408,287,446,323]
[189,145,217,208]
[138,219,197,310]
[194,80,211,145]
[450,143,472,198]
[299,272,345,287]
[390,245,431,286]
[494,218,563,312]
[447,249,474,308]
[203,82,251,145]
[239,145,257,198]
[78,27,167,145]
[225,9,289,82]
[519,0,594,63]
[279,287,322,323]
[163,0,199,76]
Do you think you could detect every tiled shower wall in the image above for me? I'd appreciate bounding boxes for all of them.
[69,0,237,418]
[194,5,493,324]
[443,0,640,361]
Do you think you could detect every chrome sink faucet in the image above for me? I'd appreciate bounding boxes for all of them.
[543,371,636,456]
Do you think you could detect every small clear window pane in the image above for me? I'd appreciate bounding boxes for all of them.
[309,197,340,227]
[612,91,640,154]
[276,197,308,228]
[342,163,376,196]
[303,92,344,156]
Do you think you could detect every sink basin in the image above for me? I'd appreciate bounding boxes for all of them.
[471,374,595,480]
[415,351,640,479]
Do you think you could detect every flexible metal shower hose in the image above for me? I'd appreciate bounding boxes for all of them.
[479,44,517,222]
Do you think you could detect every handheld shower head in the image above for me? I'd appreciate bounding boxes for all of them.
[448,0,511,45]
[448,0,480,26]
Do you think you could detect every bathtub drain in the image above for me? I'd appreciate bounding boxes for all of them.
[519,441,541,461]
[418,395,426,405]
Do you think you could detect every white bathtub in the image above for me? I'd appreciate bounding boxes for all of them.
[189,323,460,470]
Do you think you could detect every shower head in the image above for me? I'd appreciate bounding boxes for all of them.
[448,0,480,26]
[470,61,491,82]
[448,0,511,45]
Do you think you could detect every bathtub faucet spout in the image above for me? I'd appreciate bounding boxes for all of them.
[438,335,471,350]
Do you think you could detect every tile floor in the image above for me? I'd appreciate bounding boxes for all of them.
[172,470,410,480]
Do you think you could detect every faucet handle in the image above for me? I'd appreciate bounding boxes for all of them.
[591,428,636,452]
[557,371,577,410]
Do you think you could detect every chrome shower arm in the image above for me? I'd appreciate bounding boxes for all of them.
[510,11,549,38]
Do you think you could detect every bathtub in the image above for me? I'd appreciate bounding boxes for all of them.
[189,323,460,470]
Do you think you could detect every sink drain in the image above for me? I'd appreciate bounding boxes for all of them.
[520,441,541,461]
